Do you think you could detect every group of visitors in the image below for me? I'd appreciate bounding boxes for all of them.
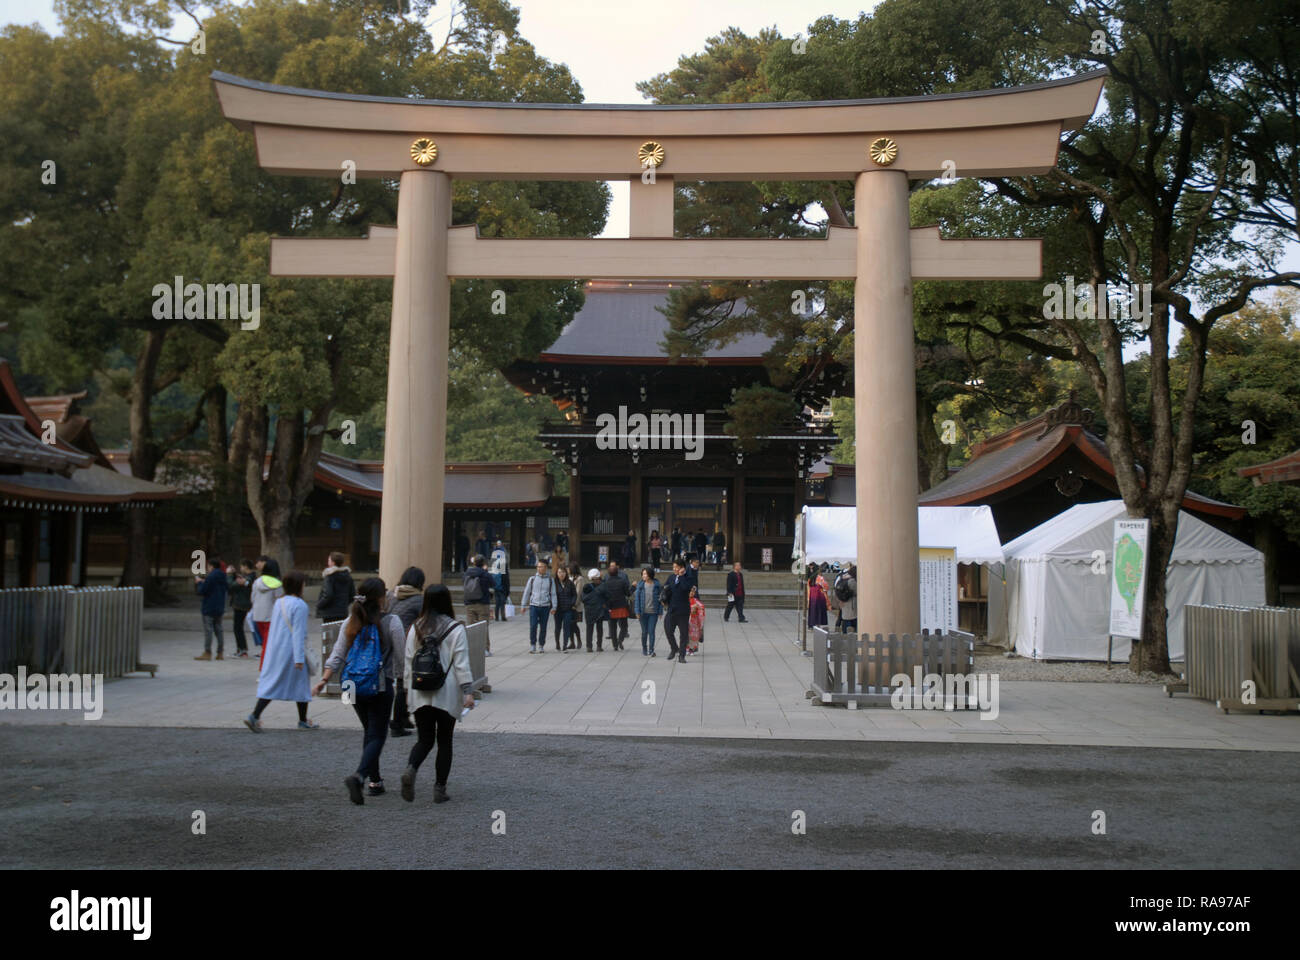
[512,555,740,662]
[647,527,728,568]
[230,552,476,807]
[806,561,858,633]
[193,554,291,661]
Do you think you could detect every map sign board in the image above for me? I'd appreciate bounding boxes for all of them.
[1108,519,1150,639]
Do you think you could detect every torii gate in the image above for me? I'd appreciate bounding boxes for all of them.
[213,69,1104,637]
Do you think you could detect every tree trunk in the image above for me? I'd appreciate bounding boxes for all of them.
[916,394,949,492]
[121,329,165,590]
[204,387,242,563]
[1255,519,1280,606]
[1131,504,1176,675]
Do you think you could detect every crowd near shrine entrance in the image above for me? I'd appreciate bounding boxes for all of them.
[214,68,1105,639]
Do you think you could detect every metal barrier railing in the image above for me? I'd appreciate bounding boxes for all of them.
[0,586,147,677]
[1179,604,1300,712]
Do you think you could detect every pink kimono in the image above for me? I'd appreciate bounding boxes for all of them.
[688,596,705,651]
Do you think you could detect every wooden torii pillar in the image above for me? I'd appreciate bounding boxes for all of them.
[214,69,1104,635]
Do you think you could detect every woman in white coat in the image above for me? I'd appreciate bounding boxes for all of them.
[400,584,475,804]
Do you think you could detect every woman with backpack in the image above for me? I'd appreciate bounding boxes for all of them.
[243,571,317,731]
[314,577,406,805]
[401,584,474,804]
[552,563,578,652]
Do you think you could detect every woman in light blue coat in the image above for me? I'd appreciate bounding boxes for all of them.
[243,571,318,731]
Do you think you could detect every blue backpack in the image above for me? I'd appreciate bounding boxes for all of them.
[342,622,384,697]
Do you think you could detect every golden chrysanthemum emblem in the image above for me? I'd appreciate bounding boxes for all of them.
[868,136,898,166]
[637,140,665,168]
[410,137,439,166]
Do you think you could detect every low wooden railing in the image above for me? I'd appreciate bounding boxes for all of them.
[809,626,976,708]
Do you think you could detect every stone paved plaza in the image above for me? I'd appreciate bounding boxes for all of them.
[3,602,1297,753]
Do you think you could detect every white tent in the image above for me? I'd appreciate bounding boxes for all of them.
[798,505,1005,565]
[989,500,1264,660]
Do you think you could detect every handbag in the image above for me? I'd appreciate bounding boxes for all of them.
[279,599,318,676]
[608,607,629,619]
[504,602,516,619]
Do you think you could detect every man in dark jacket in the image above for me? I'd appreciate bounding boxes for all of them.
[670,527,683,562]
[693,529,708,560]
[662,560,693,663]
[712,529,727,567]
[463,555,496,653]
[388,566,425,736]
[194,554,228,661]
[316,552,354,622]
[601,561,632,650]
[455,532,470,572]
[725,561,748,623]
[227,558,254,658]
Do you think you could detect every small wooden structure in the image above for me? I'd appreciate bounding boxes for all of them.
[808,626,976,708]
[1170,604,1300,714]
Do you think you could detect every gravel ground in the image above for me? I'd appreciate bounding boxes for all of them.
[975,651,1183,684]
[2,725,1296,870]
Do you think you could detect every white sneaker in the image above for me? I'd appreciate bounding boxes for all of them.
[529,646,536,654]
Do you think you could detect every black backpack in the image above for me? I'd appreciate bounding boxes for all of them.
[411,620,459,692]
[834,576,854,603]
[463,569,485,602]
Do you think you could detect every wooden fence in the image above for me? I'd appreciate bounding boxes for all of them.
[1173,604,1300,714]
[809,626,976,708]
[0,586,150,678]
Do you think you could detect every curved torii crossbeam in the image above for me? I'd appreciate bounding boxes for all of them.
[213,69,1105,636]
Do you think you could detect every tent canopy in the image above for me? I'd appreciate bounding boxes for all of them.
[992,500,1265,660]
[799,505,1005,566]
[1002,500,1261,566]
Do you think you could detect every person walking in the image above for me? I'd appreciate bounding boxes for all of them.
[662,560,692,663]
[670,527,683,563]
[807,570,829,628]
[250,557,284,667]
[387,566,426,738]
[316,551,354,624]
[314,578,406,804]
[649,530,662,571]
[693,528,708,561]
[603,560,632,650]
[554,528,569,568]
[194,552,228,661]
[621,530,638,569]
[454,531,470,573]
[400,584,474,804]
[462,554,495,655]
[552,563,577,651]
[228,558,254,658]
[633,565,661,657]
[724,561,748,622]
[835,565,858,633]
[568,563,586,649]
[581,568,607,651]
[520,559,555,654]
[489,540,509,621]
[243,571,317,732]
[688,585,705,655]
[711,529,727,568]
